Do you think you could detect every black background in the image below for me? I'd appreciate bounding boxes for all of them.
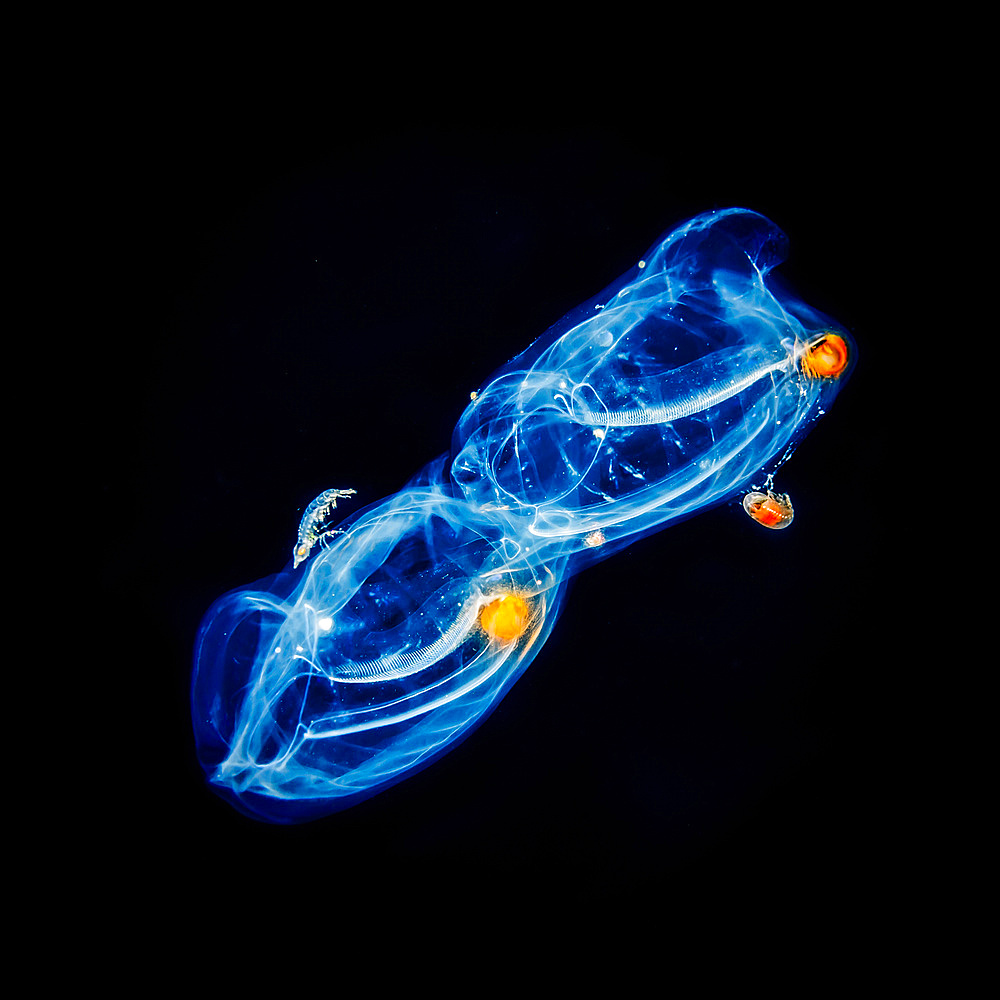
[99,109,915,927]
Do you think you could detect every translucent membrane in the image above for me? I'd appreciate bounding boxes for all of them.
[191,208,854,822]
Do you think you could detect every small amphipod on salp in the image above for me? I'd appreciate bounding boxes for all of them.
[742,490,795,529]
[292,487,357,568]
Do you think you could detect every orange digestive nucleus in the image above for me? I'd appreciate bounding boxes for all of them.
[801,333,850,379]
[480,594,531,643]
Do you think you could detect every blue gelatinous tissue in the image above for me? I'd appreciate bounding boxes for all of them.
[191,208,854,822]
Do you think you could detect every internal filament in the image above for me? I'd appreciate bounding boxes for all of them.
[568,347,793,428]
[326,593,484,684]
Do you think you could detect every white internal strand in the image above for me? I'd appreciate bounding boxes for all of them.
[330,595,483,684]
[575,354,792,428]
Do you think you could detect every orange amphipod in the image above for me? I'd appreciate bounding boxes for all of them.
[801,333,849,379]
[479,594,531,643]
[742,490,794,529]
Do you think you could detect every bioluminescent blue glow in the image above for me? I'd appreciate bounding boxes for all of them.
[191,208,855,822]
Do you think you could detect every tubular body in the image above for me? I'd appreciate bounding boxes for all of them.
[191,208,854,822]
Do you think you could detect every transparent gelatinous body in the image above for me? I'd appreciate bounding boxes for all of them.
[191,208,855,822]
